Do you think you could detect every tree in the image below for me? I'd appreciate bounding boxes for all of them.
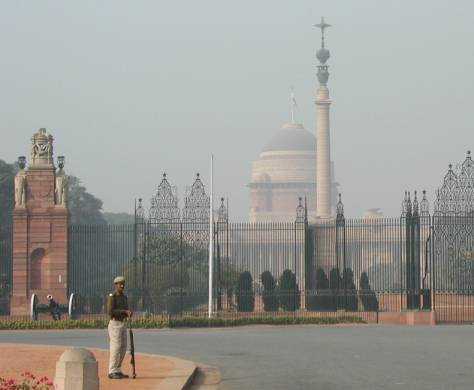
[138,232,208,313]
[146,234,186,265]
[0,160,14,315]
[123,260,191,314]
[0,159,16,226]
[0,273,10,315]
[278,269,300,311]
[67,176,107,225]
[215,256,240,311]
[359,272,379,311]
[261,271,278,312]
[236,271,254,312]
[103,212,134,225]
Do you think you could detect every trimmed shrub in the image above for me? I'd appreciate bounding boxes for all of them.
[261,271,278,312]
[359,272,379,311]
[170,315,365,328]
[329,267,343,310]
[342,268,358,311]
[306,267,330,311]
[236,271,255,312]
[0,315,365,330]
[278,269,300,311]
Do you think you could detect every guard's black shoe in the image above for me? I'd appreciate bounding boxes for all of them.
[108,373,123,379]
[118,373,129,379]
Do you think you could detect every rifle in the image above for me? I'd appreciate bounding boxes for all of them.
[129,320,137,379]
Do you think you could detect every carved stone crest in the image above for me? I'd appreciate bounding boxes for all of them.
[30,128,54,167]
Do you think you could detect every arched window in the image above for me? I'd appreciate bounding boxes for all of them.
[30,248,45,290]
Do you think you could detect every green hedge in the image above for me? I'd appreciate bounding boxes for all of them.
[0,315,365,330]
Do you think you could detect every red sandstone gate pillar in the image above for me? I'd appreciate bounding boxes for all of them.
[11,129,68,316]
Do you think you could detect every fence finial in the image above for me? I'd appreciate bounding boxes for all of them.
[304,196,308,223]
[420,190,430,216]
[295,197,305,223]
[135,198,145,221]
[413,190,419,217]
[401,191,408,217]
[217,197,228,223]
[407,192,412,217]
[336,193,344,220]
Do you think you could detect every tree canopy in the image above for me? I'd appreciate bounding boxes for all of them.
[67,176,106,225]
[0,159,106,226]
[103,212,134,225]
[0,160,17,224]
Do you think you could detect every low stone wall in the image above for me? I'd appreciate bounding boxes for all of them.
[376,311,436,325]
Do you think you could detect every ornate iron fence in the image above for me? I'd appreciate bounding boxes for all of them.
[66,214,435,322]
[67,221,306,318]
[2,152,474,322]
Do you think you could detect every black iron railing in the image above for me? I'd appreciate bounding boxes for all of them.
[0,215,472,323]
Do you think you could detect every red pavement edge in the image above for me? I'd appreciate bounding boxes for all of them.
[0,343,197,390]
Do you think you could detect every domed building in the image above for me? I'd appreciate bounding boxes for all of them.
[249,20,339,222]
[248,92,338,222]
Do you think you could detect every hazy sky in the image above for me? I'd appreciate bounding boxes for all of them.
[1,1,473,219]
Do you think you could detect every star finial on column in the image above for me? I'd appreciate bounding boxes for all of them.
[314,17,331,48]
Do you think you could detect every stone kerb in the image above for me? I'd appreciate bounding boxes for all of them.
[54,348,99,390]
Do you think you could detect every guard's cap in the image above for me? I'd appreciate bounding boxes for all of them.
[47,294,53,300]
[114,276,125,284]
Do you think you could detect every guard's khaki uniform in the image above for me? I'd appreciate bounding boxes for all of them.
[107,291,129,375]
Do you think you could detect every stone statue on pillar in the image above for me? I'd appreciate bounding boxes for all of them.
[14,174,26,207]
[55,174,68,206]
[14,156,27,208]
[31,128,54,167]
[55,156,68,207]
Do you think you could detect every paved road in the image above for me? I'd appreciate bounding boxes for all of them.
[0,325,473,390]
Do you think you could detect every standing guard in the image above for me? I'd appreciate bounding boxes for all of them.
[107,276,132,379]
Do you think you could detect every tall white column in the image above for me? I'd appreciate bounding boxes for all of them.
[314,17,333,219]
[316,86,332,218]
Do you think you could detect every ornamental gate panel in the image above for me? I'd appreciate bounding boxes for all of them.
[429,151,474,323]
[430,216,474,323]
[134,220,210,315]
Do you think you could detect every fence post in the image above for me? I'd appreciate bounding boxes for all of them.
[404,191,422,311]
[412,192,421,310]
[303,211,313,312]
[405,192,414,310]
[141,221,148,312]
[430,216,436,312]
[335,194,345,310]
[215,222,222,312]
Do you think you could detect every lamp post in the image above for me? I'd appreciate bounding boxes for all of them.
[18,156,26,170]
[57,156,65,170]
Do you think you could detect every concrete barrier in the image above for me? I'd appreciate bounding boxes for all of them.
[54,348,99,390]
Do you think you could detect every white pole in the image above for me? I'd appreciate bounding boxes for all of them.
[208,154,214,318]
